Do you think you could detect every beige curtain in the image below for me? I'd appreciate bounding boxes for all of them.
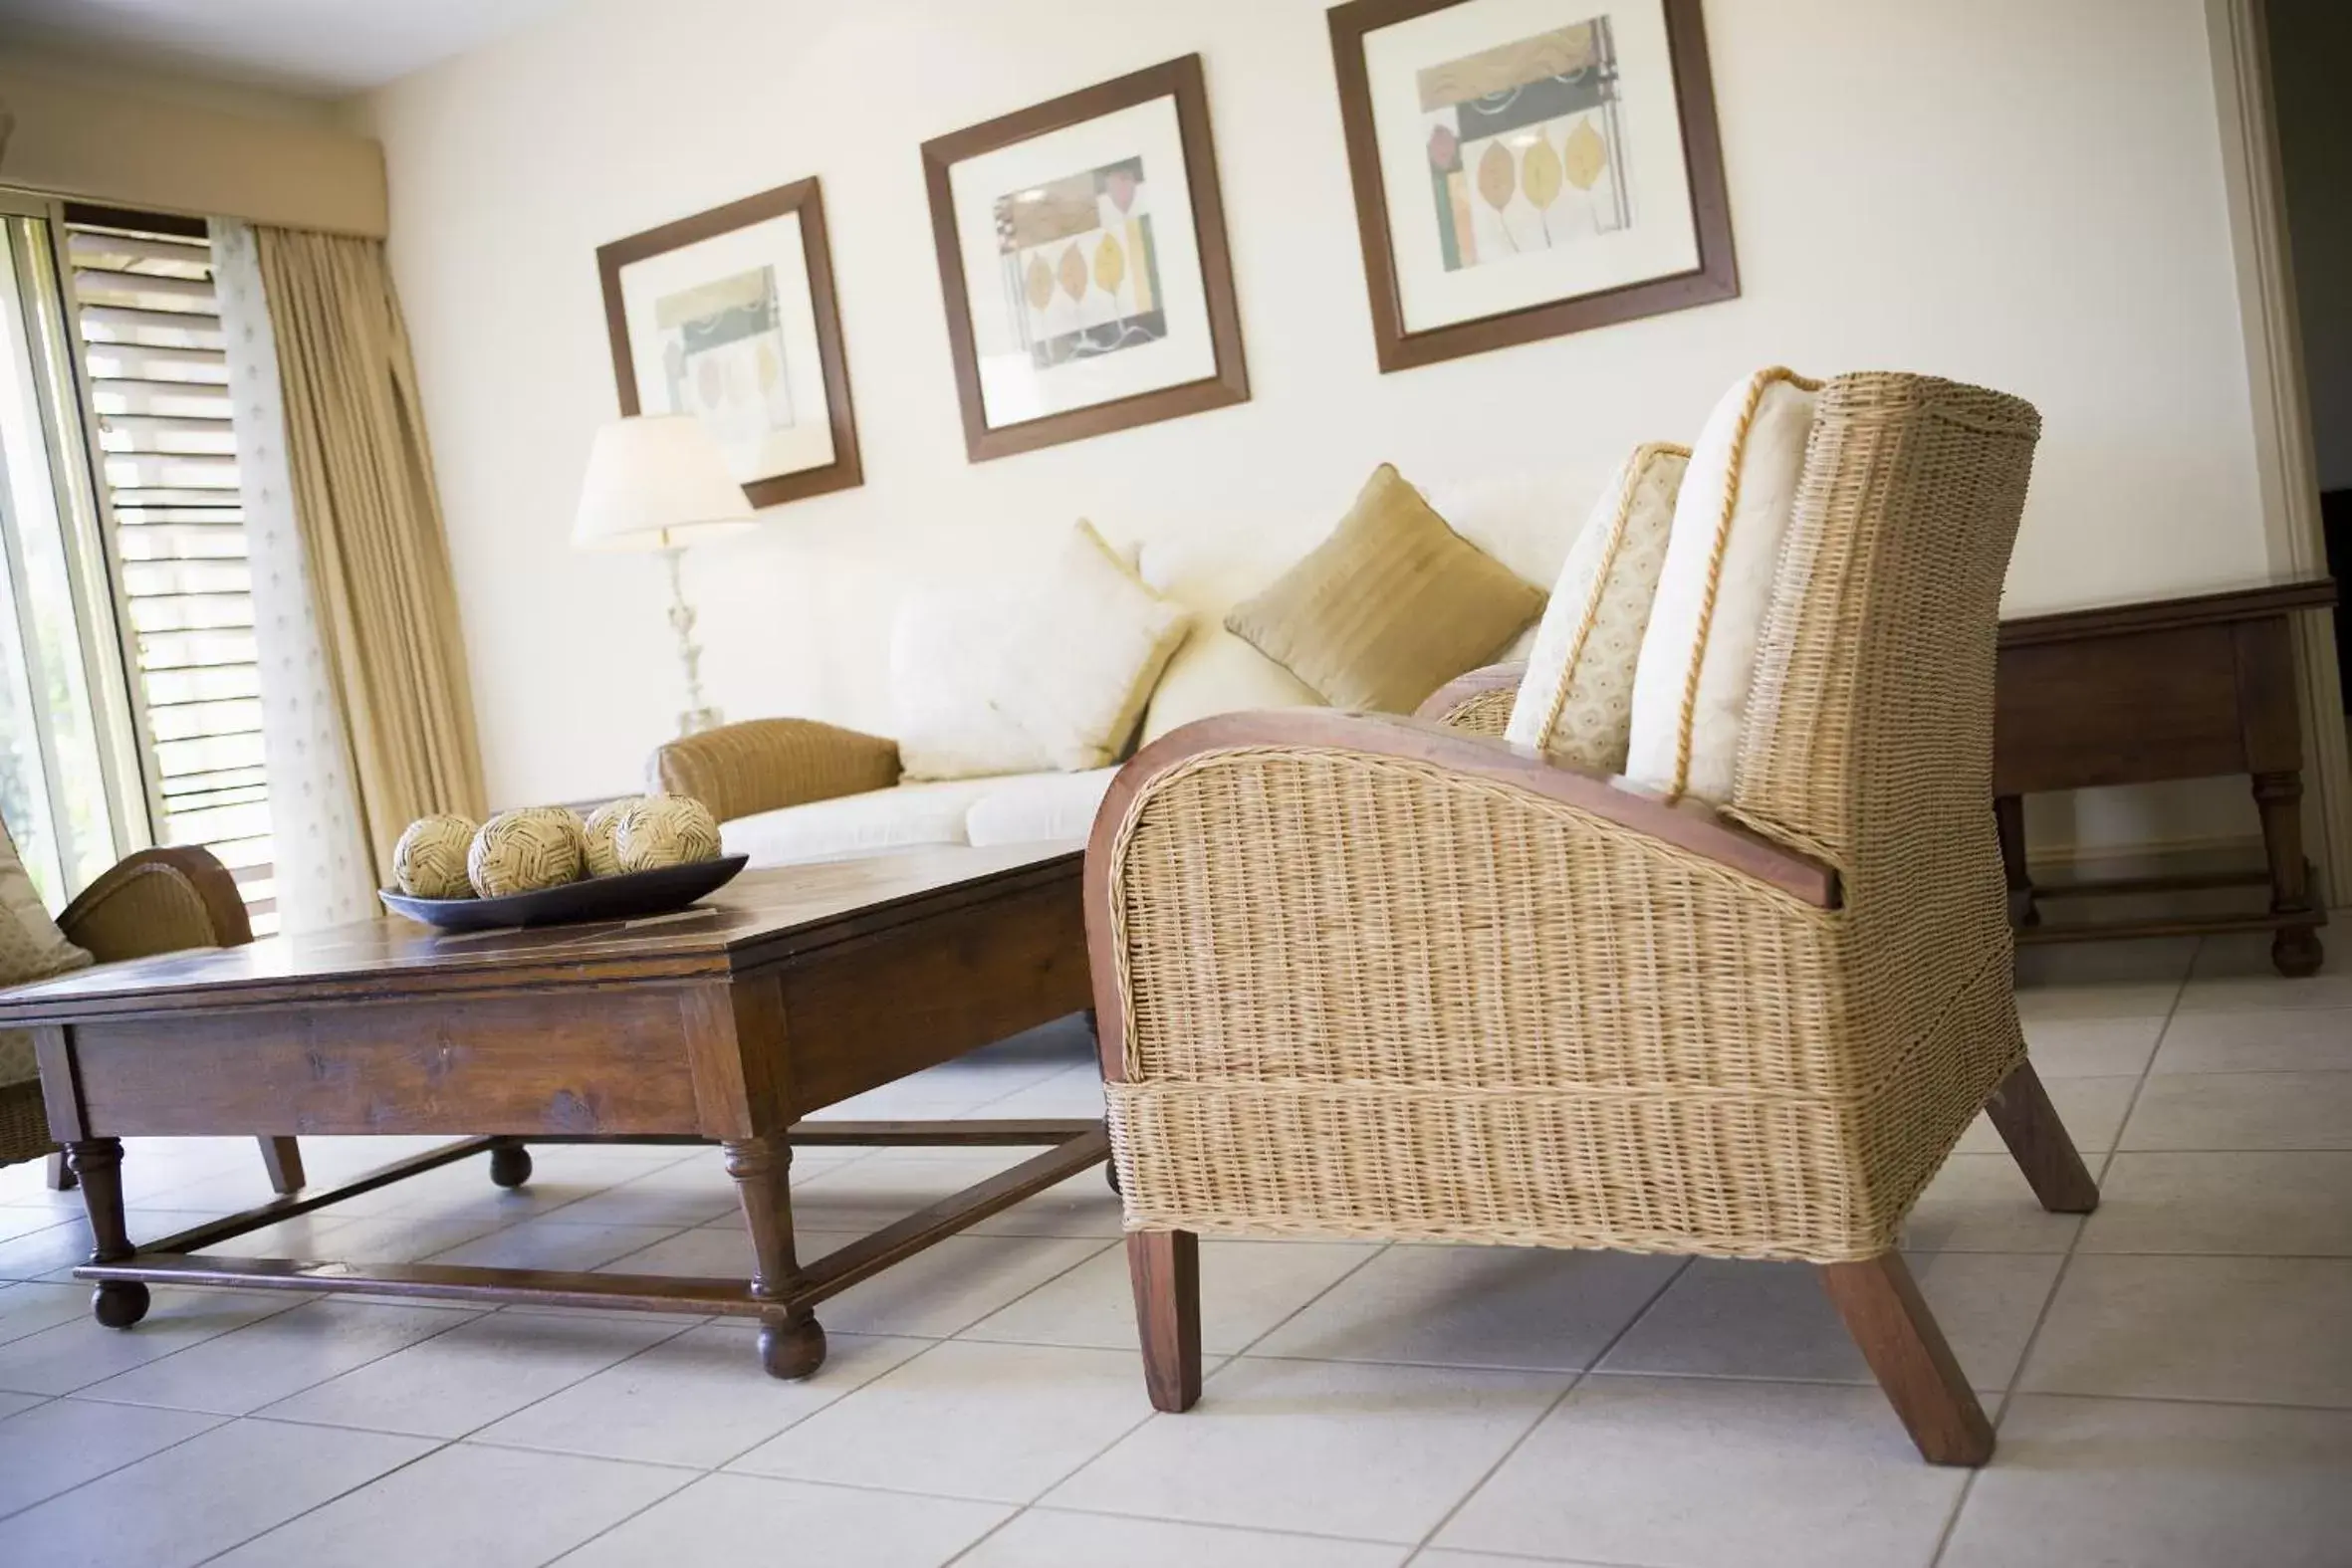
[253,227,486,882]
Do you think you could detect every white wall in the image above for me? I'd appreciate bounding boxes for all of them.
[360,0,2276,857]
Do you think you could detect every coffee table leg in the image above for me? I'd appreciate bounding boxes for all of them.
[67,1139,149,1329]
[724,1136,825,1379]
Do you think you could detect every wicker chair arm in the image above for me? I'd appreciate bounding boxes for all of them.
[58,846,251,963]
[651,718,903,824]
[1413,661,1526,736]
[1091,709,1836,932]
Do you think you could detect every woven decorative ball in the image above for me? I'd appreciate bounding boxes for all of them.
[581,796,644,879]
[392,814,478,899]
[611,793,721,873]
[467,807,587,898]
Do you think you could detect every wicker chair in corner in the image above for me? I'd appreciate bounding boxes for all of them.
[1083,372,2097,1467]
[1,847,304,1198]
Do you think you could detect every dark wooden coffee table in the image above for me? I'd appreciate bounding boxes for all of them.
[0,844,1101,1378]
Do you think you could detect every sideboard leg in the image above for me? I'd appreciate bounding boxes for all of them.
[725,1135,824,1379]
[1994,795,2037,928]
[2252,771,2324,978]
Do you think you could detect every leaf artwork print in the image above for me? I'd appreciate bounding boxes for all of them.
[1414,14,1633,272]
[653,266,796,464]
[993,154,1167,370]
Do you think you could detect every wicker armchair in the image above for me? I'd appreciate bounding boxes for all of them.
[1084,372,2097,1466]
[1,847,303,1196]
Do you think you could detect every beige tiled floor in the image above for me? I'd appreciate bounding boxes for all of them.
[0,937,2345,1565]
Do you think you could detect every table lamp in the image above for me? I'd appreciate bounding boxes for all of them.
[572,415,755,736]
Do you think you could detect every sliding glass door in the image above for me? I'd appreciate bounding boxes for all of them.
[0,201,136,906]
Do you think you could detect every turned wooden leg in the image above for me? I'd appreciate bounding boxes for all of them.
[1994,794,2037,928]
[1820,1253,1992,1465]
[725,1135,823,1380]
[1984,1060,2100,1214]
[67,1138,148,1329]
[2252,771,2324,978]
[487,1137,533,1189]
[44,1151,76,1192]
[1127,1230,1201,1412]
[256,1136,305,1196]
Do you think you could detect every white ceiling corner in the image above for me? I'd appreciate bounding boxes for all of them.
[0,0,588,98]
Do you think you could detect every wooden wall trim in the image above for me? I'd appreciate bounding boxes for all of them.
[2205,0,2351,902]
[0,65,386,237]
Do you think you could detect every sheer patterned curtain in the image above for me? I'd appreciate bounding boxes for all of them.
[250,225,486,880]
[211,218,376,932]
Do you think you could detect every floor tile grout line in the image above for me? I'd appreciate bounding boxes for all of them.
[1924,937,2199,1568]
[0,1402,235,1525]
[934,1194,1407,1560]
[244,1307,706,1450]
[1405,1254,1696,1560]
[179,1433,467,1568]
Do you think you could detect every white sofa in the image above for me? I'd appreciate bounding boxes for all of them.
[653,469,1599,866]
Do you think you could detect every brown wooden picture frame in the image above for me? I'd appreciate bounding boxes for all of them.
[920,54,1250,463]
[1328,0,1738,373]
[597,176,862,508]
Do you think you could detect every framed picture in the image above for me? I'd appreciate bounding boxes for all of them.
[597,177,862,507]
[920,55,1249,462]
[1328,0,1736,372]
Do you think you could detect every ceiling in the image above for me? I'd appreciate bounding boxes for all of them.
[0,0,584,97]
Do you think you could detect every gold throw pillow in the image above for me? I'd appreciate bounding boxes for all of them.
[1224,465,1544,714]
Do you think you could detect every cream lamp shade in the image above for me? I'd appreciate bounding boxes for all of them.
[571,415,756,552]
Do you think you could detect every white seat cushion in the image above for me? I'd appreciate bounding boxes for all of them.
[964,768,1118,848]
[1625,368,1822,803]
[719,778,1004,867]
[1506,443,1688,772]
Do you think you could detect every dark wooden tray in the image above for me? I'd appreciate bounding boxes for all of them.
[379,854,749,931]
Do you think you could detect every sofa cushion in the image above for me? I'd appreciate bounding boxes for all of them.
[990,521,1191,771]
[1139,628,1323,745]
[891,590,1055,782]
[1,816,90,1088]
[1506,443,1689,772]
[1133,532,1324,745]
[1419,469,1597,592]
[1224,464,1544,714]
[719,778,1003,866]
[964,768,1118,848]
[1625,367,1822,802]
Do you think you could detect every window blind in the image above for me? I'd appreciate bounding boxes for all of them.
[63,208,276,932]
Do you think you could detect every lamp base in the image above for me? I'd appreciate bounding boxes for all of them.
[678,705,725,737]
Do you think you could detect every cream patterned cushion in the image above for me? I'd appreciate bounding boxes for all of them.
[1624,367,1822,803]
[1,817,91,1087]
[990,521,1191,772]
[1505,443,1688,771]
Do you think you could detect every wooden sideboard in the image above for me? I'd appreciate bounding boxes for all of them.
[1994,577,2339,976]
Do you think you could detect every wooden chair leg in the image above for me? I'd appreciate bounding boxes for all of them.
[1127,1230,1201,1412]
[1983,1061,2099,1214]
[256,1137,305,1196]
[1820,1252,1993,1465]
[45,1151,77,1191]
